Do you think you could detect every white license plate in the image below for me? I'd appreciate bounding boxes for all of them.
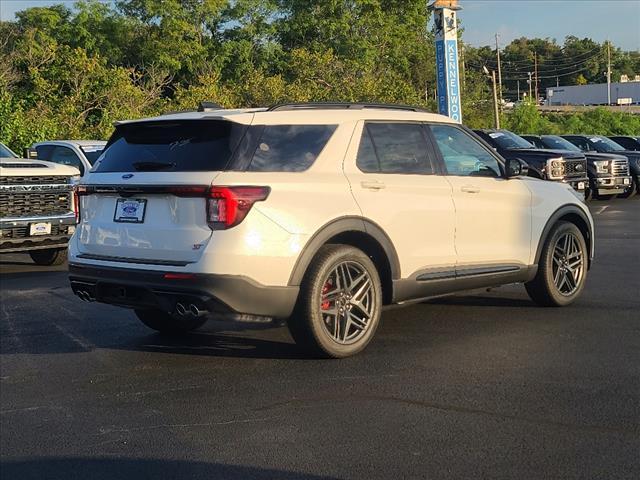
[577,182,585,190]
[114,198,147,223]
[30,222,51,236]
[623,178,630,185]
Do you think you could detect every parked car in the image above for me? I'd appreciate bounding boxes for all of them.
[522,135,631,200]
[608,136,640,151]
[69,103,594,358]
[562,135,638,198]
[0,155,79,265]
[474,129,588,195]
[29,140,106,177]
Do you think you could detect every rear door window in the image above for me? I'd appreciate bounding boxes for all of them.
[247,125,337,172]
[50,146,84,173]
[95,120,249,172]
[356,122,435,174]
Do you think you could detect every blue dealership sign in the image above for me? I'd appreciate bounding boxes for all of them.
[434,6,462,123]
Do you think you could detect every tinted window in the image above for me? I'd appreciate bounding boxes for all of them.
[0,143,17,158]
[563,136,591,152]
[430,125,501,177]
[248,125,336,172]
[522,136,545,149]
[591,136,625,152]
[487,131,534,149]
[50,146,82,171]
[35,145,55,161]
[80,146,104,165]
[95,120,248,172]
[540,136,581,152]
[357,122,434,174]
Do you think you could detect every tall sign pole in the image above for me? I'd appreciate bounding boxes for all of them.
[432,0,462,123]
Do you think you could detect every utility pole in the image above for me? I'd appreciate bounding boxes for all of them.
[607,40,612,105]
[534,52,539,103]
[495,33,503,107]
[527,72,533,101]
[491,70,500,129]
[517,80,520,101]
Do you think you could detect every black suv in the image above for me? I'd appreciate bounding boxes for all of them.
[562,135,638,198]
[474,129,588,194]
[522,135,632,200]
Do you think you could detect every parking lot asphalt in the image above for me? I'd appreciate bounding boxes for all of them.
[1,198,639,480]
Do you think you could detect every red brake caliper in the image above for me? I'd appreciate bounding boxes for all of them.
[321,281,332,310]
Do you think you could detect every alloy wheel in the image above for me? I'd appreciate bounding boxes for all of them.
[552,232,585,296]
[319,261,376,345]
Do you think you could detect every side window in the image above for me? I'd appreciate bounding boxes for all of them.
[50,146,84,174]
[248,125,337,172]
[356,122,435,175]
[35,145,55,161]
[430,125,501,178]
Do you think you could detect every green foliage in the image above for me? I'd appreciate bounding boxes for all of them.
[1,1,638,153]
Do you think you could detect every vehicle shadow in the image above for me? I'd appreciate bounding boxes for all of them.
[0,457,341,480]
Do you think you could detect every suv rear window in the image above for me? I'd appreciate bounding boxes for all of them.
[94,120,249,172]
[94,120,336,173]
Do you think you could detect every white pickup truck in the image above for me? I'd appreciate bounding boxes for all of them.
[1,143,80,265]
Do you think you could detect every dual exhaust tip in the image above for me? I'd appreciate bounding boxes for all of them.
[76,290,95,302]
[175,302,208,317]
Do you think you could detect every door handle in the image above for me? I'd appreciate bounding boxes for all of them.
[460,185,480,193]
[361,181,386,190]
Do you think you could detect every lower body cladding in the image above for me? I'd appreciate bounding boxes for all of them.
[0,213,76,253]
[595,175,633,195]
[68,263,299,320]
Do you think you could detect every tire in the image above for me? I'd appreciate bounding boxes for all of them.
[617,177,637,199]
[525,221,588,307]
[287,244,383,358]
[134,308,207,334]
[29,248,67,266]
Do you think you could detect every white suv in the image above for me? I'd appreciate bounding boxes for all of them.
[69,103,594,358]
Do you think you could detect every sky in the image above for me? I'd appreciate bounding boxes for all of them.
[1,0,639,51]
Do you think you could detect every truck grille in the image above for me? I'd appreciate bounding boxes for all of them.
[0,192,72,217]
[611,159,630,176]
[564,159,587,177]
[0,175,70,185]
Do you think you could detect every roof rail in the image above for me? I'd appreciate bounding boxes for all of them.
[267,102,430,113]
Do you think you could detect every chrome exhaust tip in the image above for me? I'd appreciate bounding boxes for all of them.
[175,303,187,316]
[189,304,208,317]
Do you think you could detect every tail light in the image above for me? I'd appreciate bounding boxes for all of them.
[74,185,88,222]
[207,186,270,230]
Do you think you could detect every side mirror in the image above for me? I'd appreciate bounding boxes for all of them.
[24,148,38,159]
[505,158,529,178]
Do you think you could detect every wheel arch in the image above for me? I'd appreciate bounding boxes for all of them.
[288,217,400,305]
[534,205,594,269]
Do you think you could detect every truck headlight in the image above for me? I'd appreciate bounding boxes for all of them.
[546,157,565,179]
[594,160,610,174]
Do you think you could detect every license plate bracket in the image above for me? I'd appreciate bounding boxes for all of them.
[114,198,147,223]
[30,222,51,236]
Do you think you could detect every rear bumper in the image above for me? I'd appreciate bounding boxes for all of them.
[68,263,299,319]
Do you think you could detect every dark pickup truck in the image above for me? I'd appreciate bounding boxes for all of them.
[474,129,588,194]
[562,135,637,198]
[522,135,633,200]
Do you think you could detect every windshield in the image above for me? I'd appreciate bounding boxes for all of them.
[591,136,626,152]
[541,136,581,152]
[80,146,104,165]
[488,131,534,149]
[0,143,18,158]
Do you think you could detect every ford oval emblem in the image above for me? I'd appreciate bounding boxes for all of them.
[122,174,134,179]
[575,164,584,171]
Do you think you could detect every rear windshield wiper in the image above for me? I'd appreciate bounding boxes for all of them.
[132,161,176,171]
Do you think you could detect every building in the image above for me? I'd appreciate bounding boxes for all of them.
[546,81,640,106]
